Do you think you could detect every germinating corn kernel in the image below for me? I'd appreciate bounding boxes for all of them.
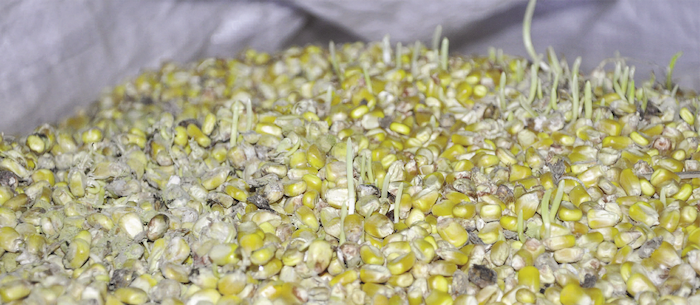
[3,0,700,303]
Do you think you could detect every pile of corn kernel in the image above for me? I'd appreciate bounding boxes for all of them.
[1,32,700,305]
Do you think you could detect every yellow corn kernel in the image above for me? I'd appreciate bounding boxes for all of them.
[681,205,698,225]
[186,124,211,147]
[560,284,591,305]
[543,235,576,251]
[568,185,590,207]
[499,215,518,231]
[659,209,680,232]
[640,178,655,197]
[628,201,659,226]
[302,174,323,193]
[63,238,90,269]
[412,190,439,214]
[680,107,695,125]
[657,157,685,173]
[558,203,583,222]
[389,122,411,135]
[255,122,282,137]
[515,288,536,304]
[330,269,359,286]
[673,183,692,201]
[201,113,217,135]
[480,204,503,222]
[598,119,622,136]
[515,192,539,219]
[626,273,658,297]
[650,168,680,187]
[350,105,370,120]
[306,144,326,170]
[114,287,148,305]
[476,154,499,168]
[360,265,391,283]
[425,289,453,305]
[587,209,621,228]
[509,165,532,182]
[301,190,319,209]
[428,275,450,293]
[671,149,687,161]
[173,126,188,146]
[438,144,465,162]
[283,180,306,197]
[477,222,502,244]
[619,168,641,196]
[650,241,682,268]
[552,131,576,146]
[411,239,436,264]
[629,131,650,146]
[602,136,632,150]
[518,266,540,292]
[453,202,477,219]
[387,252,415,275]
[437,219,468,248]
[82,127,103,144]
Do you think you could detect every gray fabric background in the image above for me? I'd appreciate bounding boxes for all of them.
[1,0,699,135]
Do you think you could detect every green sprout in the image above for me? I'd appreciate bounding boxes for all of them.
[671,83,679,98]
[660,187,667,206]
[412,41,421,76]
[284,139,300,158]
[667,51,682,90]
[382,35,391,65]
[326,85,333,114]
[571,57,581,122]
[515,60,525,83]
[440,37,449,71]
[547,46,562,77]
[246,99,253,131]
[519,95,538,118]
[540,188,553,238]
[396,42,403,68]
[394,182,404,223]
[627,79,635,104]
[432,25,442,52]
[381,168,390,200]
[359,155,365,185]
[362,63,373,94]
[488,47,496,63]
[550,180,565,223]
[366,152,374,185]
[517,209,525,242]
[499,72,507,111]
[612,63,626,102]
[347,138,355,215]
[620,66,630,94]
[230,101,240,147]
[527,62,539,105]
[523,0,548,70]
[329,41,344,82]
[584,80,592,119]
[537,78,543,100]
[547,72,560,112]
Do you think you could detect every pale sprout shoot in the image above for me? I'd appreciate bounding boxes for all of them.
[432,25,442,52]
[667,51,682,90]
[440,37,449,71]
[382,35,391,65]
[394,182,403,223]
